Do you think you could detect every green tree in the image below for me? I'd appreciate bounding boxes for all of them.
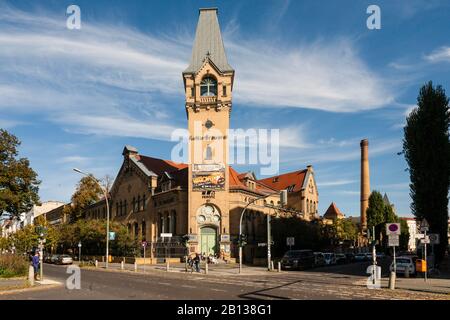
[399,219,410,251]
[403,81,450,262]
[366,191,385,241]
[9,225,39,254]
[66,176,103,221]
[0,129,41,218]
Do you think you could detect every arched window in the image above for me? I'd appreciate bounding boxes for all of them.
[200,76,217,96]
[141,220,146,241]
[119,201,123,216]
[134,222,139,239]
[205,144,212,161]
[132,197,136,213]
[137,195,141,211]
[142,194,146,210]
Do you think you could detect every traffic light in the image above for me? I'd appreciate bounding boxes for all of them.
[239,234,247,247]
[181,234,190,247]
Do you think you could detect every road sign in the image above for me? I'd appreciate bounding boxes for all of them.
[286,237,295,246]
[160,233,172,238]
[258,243,267,247]
[421,236,430,244]
[108,232,115,240]
[388,234,399,247]
[416,233,425,239]
[429,233,440,245]
[420,219,429,232]
[386,223,401,235]
[141,241,147,248]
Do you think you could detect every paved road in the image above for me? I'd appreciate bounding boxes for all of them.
[1,262,448,300]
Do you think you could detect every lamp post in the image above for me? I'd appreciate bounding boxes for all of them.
[73,168,110,269]
[238,191,285,274]
[78,242,82,264]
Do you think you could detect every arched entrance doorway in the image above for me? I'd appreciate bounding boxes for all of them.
[200,226,218,256]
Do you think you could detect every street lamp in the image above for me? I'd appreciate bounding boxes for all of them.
[238,191,285,274]
[73,168,110,269]
[78,241,82,264]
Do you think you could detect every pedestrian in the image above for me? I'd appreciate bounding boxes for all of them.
[193,253,201,273]
[32,251,40,280]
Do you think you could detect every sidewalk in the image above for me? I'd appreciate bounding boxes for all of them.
[0,277,29,291]
[381,276,450,295]
[83,261,273,276]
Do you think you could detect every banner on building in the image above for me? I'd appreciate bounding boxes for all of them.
[192,163,225,190]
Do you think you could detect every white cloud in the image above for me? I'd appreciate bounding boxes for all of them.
[425,46,450,63]
[56,156,91,164]
[229,38,394,112]
[0,4,396,145]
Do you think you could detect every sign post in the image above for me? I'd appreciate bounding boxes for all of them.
[142,241,147,272]
[286,237,295,251]
[420,219,429,282]
[386,223,401,290]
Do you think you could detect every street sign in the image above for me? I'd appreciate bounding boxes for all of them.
[386,223,401,235]
[258,243,267,247]
[388,234,399,247]
[160,233,173,238]
[420,219,429,232]
[421,236,430,244]
[429,233,440,245]
[416,233,425,239]
[286,237,295,246]
[108,232,115,240]
[141,241,147,248]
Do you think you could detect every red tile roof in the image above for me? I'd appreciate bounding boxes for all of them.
[323,202,344,219]
[257,169,307,192]
[137,155,188,176]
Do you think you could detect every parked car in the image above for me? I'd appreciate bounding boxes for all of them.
[345,253,355,263]
[57,255,73,265]
[323,252,336,265]
[44,254,53,263]
[50,254,60,264]
[313,252,326,267]
[354,253,370,262]
[335,253,348,264]
[281,250,315,270]
[390,256,418,276]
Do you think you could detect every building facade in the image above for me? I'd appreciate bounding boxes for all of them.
[83,8,319,263]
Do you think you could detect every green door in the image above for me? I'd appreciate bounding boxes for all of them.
[200,227,217,255]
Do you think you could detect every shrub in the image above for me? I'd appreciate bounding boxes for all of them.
[0,254,29,278]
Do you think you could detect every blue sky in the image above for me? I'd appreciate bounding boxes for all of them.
[1,0,450,218]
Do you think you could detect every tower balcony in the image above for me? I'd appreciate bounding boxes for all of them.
[199,96,217,104]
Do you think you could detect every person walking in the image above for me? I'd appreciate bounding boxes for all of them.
[32,251,40,280]
[193,253,201,273]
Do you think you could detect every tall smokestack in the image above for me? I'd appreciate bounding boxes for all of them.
[360,139,370,232]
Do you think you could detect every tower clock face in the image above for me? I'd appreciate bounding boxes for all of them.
[205,119,213,129]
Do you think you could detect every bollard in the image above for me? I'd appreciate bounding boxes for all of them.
[120,261,124,270]
[278,262,281,272]
[271,260,274,271]
[166,260,170,272]
[205,262,208,275]
[28,266,35,286]
[404,268,410,278]
[389,271,396,290]
[134,262,138,272]
[95,260,98,268]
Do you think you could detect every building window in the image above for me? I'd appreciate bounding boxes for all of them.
[191,87,195,97]
[134,223,139,239]
[116,202,119,217]
[137,195,141,212]
[200,76,217,96]
[205,145,212,160]
[124,200,127,215]
[222,85,227,96]
[132,197,136,213]
[119,201,123,216]
[142,194,146,210]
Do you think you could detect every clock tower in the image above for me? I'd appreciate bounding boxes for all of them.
[183,8,234,258]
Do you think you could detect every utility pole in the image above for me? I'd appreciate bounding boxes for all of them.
[267,213,271,271]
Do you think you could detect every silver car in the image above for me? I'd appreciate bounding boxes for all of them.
[57,255,73,265]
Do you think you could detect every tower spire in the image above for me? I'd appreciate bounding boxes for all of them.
[184,8,234,74]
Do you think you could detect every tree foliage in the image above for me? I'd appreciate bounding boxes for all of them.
[66,176,103,221]
[0,129,40,217]
[403,81,450,261]
[366,191,385,234]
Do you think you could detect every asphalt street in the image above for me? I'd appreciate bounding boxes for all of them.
[1,261,448,300]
